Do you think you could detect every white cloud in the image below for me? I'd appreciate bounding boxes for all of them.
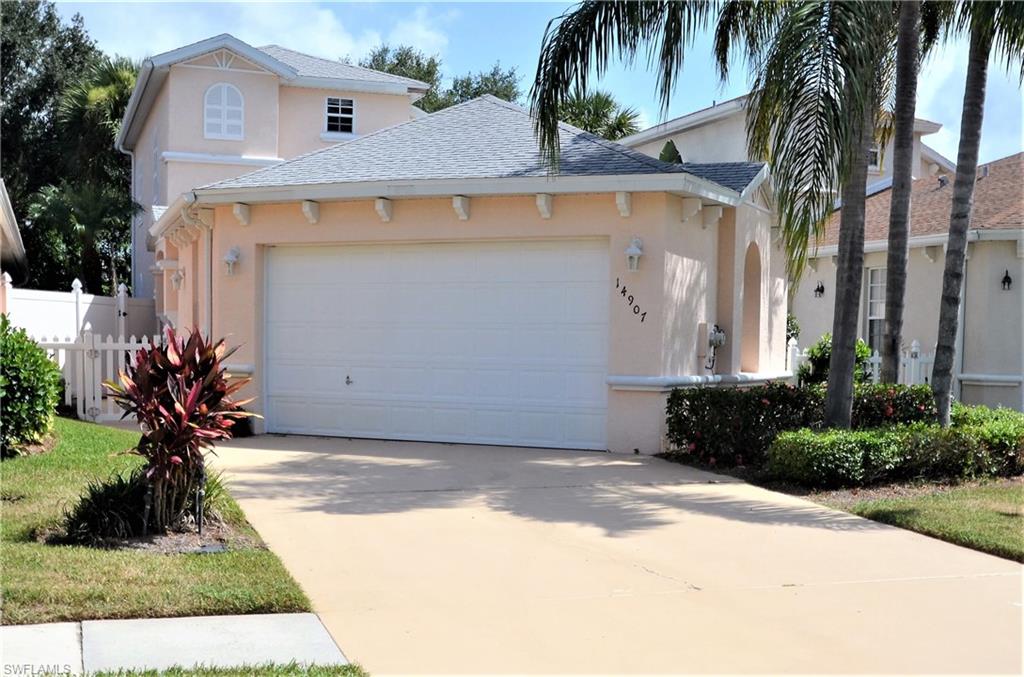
[58,1,452,64]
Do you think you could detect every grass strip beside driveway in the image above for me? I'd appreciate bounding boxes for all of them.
[838,480,1023,562]
[1,417,311,625]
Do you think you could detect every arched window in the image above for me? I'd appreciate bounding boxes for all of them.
[204,83,243,140]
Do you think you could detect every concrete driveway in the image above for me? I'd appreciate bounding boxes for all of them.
[214,436,1022,675]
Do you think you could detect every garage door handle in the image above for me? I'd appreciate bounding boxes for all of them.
[345,375,353,385]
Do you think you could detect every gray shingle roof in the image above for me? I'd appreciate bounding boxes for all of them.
[258,45,429,90]
[203,96,764,193]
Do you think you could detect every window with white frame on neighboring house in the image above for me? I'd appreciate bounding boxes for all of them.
[866,267,886,353]
[204,83,243,140]
[325,97,354,134]
[867,143,881,170]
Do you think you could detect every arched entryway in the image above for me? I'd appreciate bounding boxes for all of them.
[741,242,761,373]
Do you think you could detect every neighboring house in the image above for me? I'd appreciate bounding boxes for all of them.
[142,76,785,452]
[620,94,955,185]
[116,33,430,300]
[792,152,1024,411]
[0,179,28,313]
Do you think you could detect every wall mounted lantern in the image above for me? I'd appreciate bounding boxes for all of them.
[170,269,185,291]
[813,281,825,298]
[224,246,240,276]
[1001,269,1013,291]
[625,236,643,272]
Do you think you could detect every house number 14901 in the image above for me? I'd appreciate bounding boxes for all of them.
[615,278,647,323]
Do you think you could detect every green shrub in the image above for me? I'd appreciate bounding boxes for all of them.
[63,468,229,544]
[851,383,937,428]
[0,315,62,457]
[768,428,907,488]
[665,381,821,467]
[768,416,1023,489]
[797,333,872,385]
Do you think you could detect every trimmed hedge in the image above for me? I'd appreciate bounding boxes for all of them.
[796,333,872,385]
[0,315,62,457]
[665,382,936,468]
[767,412,1024,488]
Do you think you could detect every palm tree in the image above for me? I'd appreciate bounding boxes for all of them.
[531,0,892,427]
[932,1,1024,425]
[559,90,641,140]
[58,55,138,186]
[879,0,922,384]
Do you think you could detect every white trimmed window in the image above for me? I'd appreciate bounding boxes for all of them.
[325,97,354,134]
[866,267,886,352]
[204,83,244,140]
[867,143,881,170]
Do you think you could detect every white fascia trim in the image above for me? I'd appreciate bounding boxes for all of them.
[739,164,771,202]
[810,228,1024,257]
[150,195,188,239]
[618,97,747,148]
[116,60,155,152]
[192,173,743,207]
[162,151,284,167]
[921,143,956,173]
[149,34,296,79]
[0,180,26,264]
[608,371,793,392]
[290,76,420,96]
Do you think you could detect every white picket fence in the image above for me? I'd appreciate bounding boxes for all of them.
[788,338,935,386]
[34,332,162,422]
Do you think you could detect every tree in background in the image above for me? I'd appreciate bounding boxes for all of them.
[360,44,520,112]
[659,139,682,163]
[0,0,98,223]
[559,90,639,140]
[22,55,139,295]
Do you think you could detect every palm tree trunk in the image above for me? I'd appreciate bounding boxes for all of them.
[932,23,991,426]
[881,0,922,383]
[824,97,873,428]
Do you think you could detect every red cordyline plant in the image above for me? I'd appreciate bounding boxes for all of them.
[104,326,254,532]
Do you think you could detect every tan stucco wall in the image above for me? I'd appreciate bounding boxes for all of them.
[164,191,785,453]
[791,239,1023,409]
[277,87,415,159]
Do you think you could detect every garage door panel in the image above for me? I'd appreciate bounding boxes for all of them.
[266,240,609,450]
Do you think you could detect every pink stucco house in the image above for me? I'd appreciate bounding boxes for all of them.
[120,34,787,454]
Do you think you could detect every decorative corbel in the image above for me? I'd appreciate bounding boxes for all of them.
[1017,237,1024,259]
[681,197,702,224]
[301,200,319,224]
[232,203,251,226]
[923,245,940,263]
[452,195,470,221]
[535,193,553,219]
[702,205,723,230]
[375,198,393,223]
[808,258,819,273]
[615,191,632,217]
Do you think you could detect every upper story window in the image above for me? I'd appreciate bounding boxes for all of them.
[325,97,354,134]
[204,83,244,140]
[867,143,881,170]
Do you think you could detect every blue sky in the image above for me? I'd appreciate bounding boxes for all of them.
[58,1,1022,163]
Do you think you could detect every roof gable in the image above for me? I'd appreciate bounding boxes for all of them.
[200,95,765,194]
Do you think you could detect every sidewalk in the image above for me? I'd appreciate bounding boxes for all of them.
[1,613,347,675]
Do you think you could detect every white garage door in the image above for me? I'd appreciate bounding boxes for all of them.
[264,239,609,450]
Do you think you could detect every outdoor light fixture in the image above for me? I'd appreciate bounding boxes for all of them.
[170,269,185,291]
[1002,269,1013,291]
[814,281,825,298]
[223,246,240,276]
[626,236,643,272]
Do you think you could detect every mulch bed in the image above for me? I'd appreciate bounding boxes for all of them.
[39,519,265,555]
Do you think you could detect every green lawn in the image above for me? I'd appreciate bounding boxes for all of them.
[844,481,1024,562]
[95,664,367,677]
[1,417,312,625]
